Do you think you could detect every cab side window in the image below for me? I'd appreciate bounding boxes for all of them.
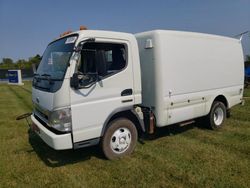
[78,43,126,78]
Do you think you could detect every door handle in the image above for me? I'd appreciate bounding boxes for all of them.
[121,89,133,96]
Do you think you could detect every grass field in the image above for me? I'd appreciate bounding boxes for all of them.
[0,82,250,187]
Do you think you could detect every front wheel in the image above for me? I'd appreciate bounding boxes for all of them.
[101,118,138,160]
[207,101,226,130]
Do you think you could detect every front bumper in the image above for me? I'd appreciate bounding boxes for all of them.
[31,114,73,150]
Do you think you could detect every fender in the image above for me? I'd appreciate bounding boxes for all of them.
[101,106,145,136]
[205,94,229,115]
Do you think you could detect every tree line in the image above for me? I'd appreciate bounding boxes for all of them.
[0,55,41,69]
[245,55,250,67]
[0,54,249,70]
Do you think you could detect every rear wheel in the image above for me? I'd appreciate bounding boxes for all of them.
[101,118,138,160]
[207,101,226,130]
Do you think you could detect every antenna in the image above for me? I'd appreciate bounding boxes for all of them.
[233,31,250,41]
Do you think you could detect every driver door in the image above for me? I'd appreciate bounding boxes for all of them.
[70,39,135,144]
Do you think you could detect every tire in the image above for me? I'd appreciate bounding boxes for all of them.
[101,118,138,160]
[207,101,226,130]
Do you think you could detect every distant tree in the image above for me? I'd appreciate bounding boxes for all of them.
[0,55,41,69]
[28,54,41,70]
[0,58,14,69]
[29,54,41,66]
[245,55,250,67]
[247,55,250,61]
[16,59,28,69]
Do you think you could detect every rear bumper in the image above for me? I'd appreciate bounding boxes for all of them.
[31,114,73,150]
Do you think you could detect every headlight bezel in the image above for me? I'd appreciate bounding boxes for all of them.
[48,108,72,133]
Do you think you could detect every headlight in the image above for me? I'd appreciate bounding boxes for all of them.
[49,108,72,132]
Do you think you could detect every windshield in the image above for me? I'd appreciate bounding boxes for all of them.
[36,35,77,80]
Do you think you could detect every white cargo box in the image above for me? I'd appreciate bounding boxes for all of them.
[135,30,244,126]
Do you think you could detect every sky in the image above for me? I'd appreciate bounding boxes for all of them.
[0,0,249,61]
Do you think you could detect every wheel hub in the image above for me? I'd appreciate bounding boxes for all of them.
[214,107,224,126]
[110,128,132,154]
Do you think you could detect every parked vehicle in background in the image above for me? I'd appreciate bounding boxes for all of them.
[245,65,250,88]
[30,28,244,159]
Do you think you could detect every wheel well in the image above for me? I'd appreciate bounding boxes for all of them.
[214,95,228,108]
[106,110,143,136]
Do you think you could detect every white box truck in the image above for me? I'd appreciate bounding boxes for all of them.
[30,29,244,159]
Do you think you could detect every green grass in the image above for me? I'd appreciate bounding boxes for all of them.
[0,82,250,187]
[244,87,250,97]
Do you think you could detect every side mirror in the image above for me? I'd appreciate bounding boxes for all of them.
[70,73,79,89]
[70,72,99,90]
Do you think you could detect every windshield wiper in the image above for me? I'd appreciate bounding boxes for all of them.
[41,73,62,82]
[40,73,56,84]
[34,73,51,79]
[41,73,51,77]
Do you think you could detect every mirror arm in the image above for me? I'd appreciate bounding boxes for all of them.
[78,82,96,89]
[70,73,79,89]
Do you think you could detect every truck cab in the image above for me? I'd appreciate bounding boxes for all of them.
[31,30,142,159]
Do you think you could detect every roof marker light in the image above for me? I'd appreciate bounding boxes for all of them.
[60,30,73,37]
[80,26,87,30]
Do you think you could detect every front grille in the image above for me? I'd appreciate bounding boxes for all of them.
[34,107,48,120]
[34,114,47,126]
